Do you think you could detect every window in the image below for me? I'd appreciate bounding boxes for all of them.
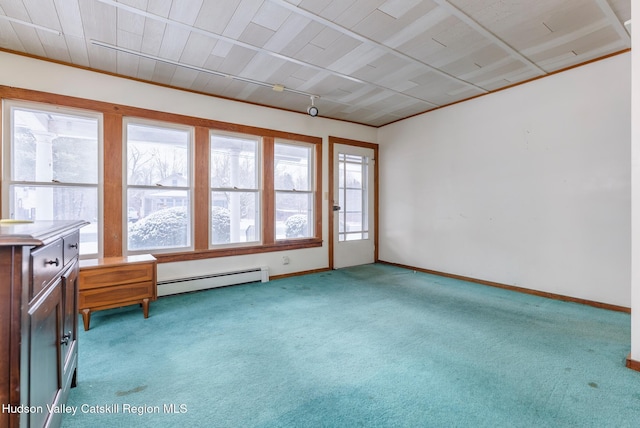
[2,102,101,256]
[125,120,193,253]
[338,153,369,241]
[210,133,260,246]
[1,87,322,262]
[274,141,314,240]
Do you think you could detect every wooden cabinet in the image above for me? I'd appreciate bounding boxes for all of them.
[0,220,86,428]
[78,254,157,331]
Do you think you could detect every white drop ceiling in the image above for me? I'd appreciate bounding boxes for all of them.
[0,0,631,127]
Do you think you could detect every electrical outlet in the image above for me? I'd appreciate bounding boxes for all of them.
[282,256,290,265]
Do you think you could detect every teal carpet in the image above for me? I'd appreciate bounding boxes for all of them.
[62,264,640,427]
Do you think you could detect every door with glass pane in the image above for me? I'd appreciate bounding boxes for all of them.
[332,143,375,269]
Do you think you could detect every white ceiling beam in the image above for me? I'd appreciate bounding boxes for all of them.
[0,14,61,35]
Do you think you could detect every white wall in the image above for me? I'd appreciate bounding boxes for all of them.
[0,51,378,280]
[378,53,631,308]
[630,7,640,361]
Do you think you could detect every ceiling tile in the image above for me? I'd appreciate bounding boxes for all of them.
[238,21,275,48]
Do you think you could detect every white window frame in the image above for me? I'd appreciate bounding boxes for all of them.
[1,99,103,257]
[274,139,315,240]
[209,131,263,248]
[338,152,370,242]
[123,117,195,255]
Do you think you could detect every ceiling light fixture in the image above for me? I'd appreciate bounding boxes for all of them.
[307,96,319,117]
[0,15,62,36]
[90,40,319,100]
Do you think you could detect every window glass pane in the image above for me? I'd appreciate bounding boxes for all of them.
[10,185,99,254]
[274,143,311,191]
[211,191,260,245]
[210,135,257,189]
[338,153,369,243]
[127,189,190,251]
[345,161,363,189]
[12,108,99,184]
[346,189,363,213]
[126,121,191,253]
[343,231,368,242]
[345,211,364,231]
[276,192,312,239]
[127,123,189,186]
[8,105,100,256]
[210,133,260,248]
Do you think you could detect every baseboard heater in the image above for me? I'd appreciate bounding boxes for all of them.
[157,266,269,297]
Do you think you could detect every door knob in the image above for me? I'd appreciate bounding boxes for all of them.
[61,331,72,346]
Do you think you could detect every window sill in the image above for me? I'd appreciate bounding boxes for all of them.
[152,238,323,263]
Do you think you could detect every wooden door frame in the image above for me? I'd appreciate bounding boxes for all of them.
[328,136,379,269]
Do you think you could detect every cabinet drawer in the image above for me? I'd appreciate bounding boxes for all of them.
[31,239,64,299]
[79,262,154,290]
[63,231,80,265]
[79,281,154,309]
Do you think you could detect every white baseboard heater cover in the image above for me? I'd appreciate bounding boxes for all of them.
[157,266,269,297]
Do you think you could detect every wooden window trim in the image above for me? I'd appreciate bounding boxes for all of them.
[0,85,323,263]
[263,137,276,244]
[194,126,210,251]
[103,112,123,257]
[154,238,323,263]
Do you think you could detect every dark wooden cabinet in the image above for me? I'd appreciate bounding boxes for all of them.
[0,221,86,428]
